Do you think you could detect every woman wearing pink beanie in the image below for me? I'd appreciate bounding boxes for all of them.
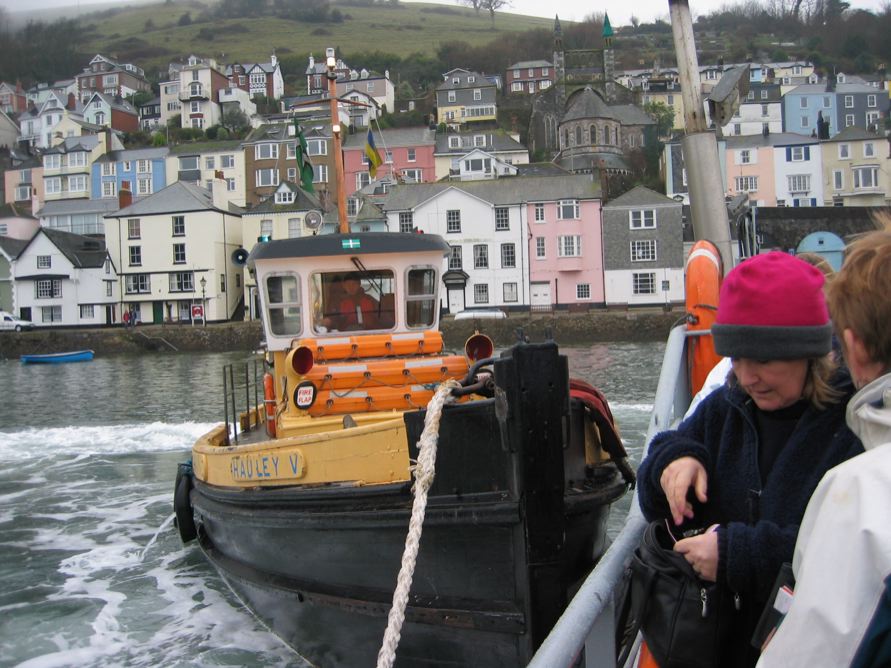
[637,251,864,668]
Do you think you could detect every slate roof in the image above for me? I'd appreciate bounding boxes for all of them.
[167,139,244,155]
[0,235,29,259]
[554,152,630,172]
[604,185,679,208]
[108,181,242,217]
[43,135,100,155]
[381,175,601,212]
[724,132,818,149]
[96,147,169,163]
[821,126,883,143]
[242,182,322,215]
[433,130,526,154]
[787,82,883,95]
[39,228,107,268]
[507,60,553,70]
[563,87,618,122]
[37,198,120,217]
[515,163,569,177]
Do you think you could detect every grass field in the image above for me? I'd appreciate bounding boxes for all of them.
[76,1,555,74]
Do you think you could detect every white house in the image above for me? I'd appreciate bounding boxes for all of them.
[13,227,118,327]
[103,180,243,324]
[773,135,824,207]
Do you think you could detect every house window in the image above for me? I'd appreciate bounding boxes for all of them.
[447,210,461,233]
[80,304,94,319]
[577,283,591,300]
[845,114,855,127]
[535,237,546,258]
[220,273,227,293]
[631,239,657,262]
[630,210,656,229]
[41,306,62,322]
[313,165,328,183]
[558,199,579,220]
[473,244,489,269]
[788,174,811,192]
[790,146,806,161]
[558,235,581,257]
[399,212,413,233]
[178,156,198,171]
[833,170,844,190]
[288,218,300,238]
[36,279,62,299]
[448,136,460,149]
[356,172,371,190]
[45,178,61,194]
[67,152,86,168]
[733,123,742,135]
[447,91,456,103]
[503,282,518,302]
[501,243,515,268]
[260,219,273,238]
[129,246,142,266]
[799,98,808,108]
[101,182,115,198]
[173,243,186,264]
[534,203,545,222]
[137,160,151,173]
[449,245,462,270]
[222,154,235,168]
[407,148,416,162]
[473,283,489,304]
[37,255,52,269]
[761,104,769,116]
[169,272,194,292]
[844,95,854,108]
[137,178,152,195]
[495,207,509,231]
[205,156,215,169]
[170,215,185,236]
[868,94,877,107]
[473,89,482,100]
[256,169,279,187]
[226,178,236,191]
[739,149,751,164]
[839,144,850,159]
[853,166,878,189]
[68,175,87,193]
[403,169,421,182]
[43,154,61,170]
[128,218,140,239]
[101,163,116,176]
[760,90,768,100]
[801,116,810,128]
[735,176,759,192]
[864,142,875,158]
[633,272,656,295]
[255,143,278,160]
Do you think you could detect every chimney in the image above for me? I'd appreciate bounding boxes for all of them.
[211,171,228,210]
[119,181,132,210]
[67,92,76,110]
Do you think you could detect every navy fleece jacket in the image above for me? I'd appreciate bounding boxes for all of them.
[638,372,863,605]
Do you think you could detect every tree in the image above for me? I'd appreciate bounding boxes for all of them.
[221,107,250,134]
[457,0,483,13]
[178,12,192,26]
[643,101,675,139]
[481,0,510,25]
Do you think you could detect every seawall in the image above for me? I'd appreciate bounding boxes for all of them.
[0,310,682,359]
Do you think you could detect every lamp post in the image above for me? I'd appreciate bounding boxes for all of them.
[200,276,207,327]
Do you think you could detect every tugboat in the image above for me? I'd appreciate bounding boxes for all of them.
[174,48,633,668]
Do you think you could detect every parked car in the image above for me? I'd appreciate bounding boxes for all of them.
[453,308,507,320]
[0,311,34,331]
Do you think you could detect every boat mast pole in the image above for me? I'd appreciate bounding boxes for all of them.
[668,0,734,274]
[325,47,349,234]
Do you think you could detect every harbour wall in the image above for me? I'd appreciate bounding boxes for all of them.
[0,310,681,359]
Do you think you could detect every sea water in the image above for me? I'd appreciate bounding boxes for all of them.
[0,343,663,667]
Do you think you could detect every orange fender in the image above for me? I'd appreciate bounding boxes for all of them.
[637,640,660,668]
[685,240,723,396]
[263,372,277,438]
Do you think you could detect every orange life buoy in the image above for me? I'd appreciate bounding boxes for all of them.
[263,372,277,437]
[685,240,723,396]
[637,640,660,668]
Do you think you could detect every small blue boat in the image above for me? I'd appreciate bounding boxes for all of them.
[20,350,95,364]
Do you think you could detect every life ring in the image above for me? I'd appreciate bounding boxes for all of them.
[173,462,197,543]
[263,372,277,437]
[685,240,723,396]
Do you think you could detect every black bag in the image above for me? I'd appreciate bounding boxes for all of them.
[617,520,739,668]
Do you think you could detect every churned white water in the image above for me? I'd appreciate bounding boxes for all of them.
[0,343,661,667]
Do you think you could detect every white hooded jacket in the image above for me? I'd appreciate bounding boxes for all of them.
[757,372,891,667]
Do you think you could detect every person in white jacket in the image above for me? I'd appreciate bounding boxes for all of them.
[757,224,891,668]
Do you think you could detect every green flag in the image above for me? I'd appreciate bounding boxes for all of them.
[293,119,315,193]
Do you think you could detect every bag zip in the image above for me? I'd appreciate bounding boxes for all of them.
[700,587,708,617]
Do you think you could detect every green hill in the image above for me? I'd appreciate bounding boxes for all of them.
[76,1,555,76]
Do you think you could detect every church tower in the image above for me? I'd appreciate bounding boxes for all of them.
[602,13,616,101]
[553,15,566,114]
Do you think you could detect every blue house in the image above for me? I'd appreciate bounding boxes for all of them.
[91,147,169,201]
[784,79,890,138]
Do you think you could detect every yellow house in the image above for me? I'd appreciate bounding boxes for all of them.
[820,127,891,206]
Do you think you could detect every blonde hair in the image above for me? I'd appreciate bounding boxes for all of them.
[727,354,840,410]
[827,211,891,371]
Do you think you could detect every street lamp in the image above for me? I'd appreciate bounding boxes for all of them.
[200,276,207,327]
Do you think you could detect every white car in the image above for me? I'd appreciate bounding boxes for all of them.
[453,308,507,320]
[0,311,34,331]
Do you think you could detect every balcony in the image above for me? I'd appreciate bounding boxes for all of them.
[178,86,210,102]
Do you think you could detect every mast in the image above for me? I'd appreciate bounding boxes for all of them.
[325,47,349,234]
[667,0,734,274]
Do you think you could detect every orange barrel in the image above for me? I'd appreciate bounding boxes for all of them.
[263,371,277,437]
[297,355,470,391]
[306,384,437,416]
[296,331,444,361]
[685,240,723,396]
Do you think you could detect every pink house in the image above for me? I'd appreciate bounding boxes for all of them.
[724,136,778,206]
[526,195,605,308]
[341,127,436,196]
[3,159,44,220]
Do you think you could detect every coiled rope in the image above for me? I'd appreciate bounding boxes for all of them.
[375,379,460,668]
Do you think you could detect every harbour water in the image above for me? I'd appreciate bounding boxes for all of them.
[0,342,663,667]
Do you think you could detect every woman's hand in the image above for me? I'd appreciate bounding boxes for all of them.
[674,529,719,582]
[660,456,708,526]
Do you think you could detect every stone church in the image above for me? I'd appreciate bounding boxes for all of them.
[529,16,656,175]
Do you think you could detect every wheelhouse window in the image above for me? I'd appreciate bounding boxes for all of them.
[265,273,302,337]
[406,267,436,328]
[311,270,396,334]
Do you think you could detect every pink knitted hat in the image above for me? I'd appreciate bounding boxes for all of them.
[712,252,832,360]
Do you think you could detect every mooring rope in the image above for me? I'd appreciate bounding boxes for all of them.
[375,379,460,668]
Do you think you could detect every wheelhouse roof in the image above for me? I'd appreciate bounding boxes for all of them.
[248,232,450,264]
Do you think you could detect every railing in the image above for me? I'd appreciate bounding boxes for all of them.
[222,357,266,445]
[528,324,694,667]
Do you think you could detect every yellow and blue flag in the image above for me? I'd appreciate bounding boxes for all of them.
[364,129,383,179]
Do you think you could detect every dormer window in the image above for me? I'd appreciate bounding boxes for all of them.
[276,191,295,204]
[468,76,475,83]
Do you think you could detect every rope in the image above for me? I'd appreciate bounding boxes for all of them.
[375,379,460,668]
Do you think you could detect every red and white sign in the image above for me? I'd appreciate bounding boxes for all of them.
[191,304,204,319]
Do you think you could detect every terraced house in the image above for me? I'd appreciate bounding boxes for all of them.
[436,69,497,129]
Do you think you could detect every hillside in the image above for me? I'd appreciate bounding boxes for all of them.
[74,1,554,77]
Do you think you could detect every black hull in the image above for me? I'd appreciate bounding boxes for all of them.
[189,342,629,666]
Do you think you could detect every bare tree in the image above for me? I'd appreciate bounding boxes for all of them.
[481,0,510,24]
[457,0,483,13]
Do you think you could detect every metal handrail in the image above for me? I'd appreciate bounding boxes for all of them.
[528,324,692,667]
[221,357,264,445]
